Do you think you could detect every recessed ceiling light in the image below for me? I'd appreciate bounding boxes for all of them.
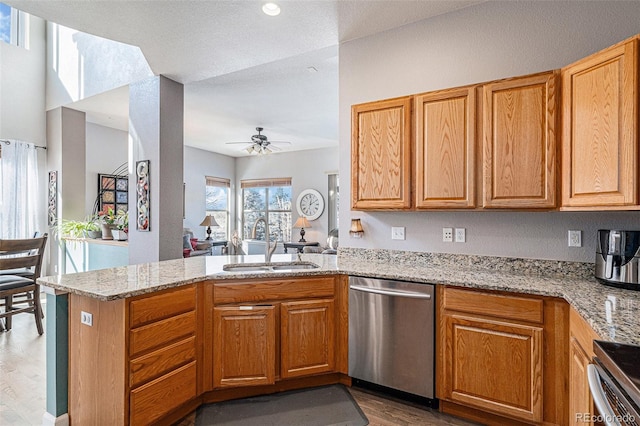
[262,2,280,16]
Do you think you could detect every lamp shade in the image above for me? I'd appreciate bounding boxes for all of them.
[293,217,311,229]
[199,215,219,227]
[349,218,364,238]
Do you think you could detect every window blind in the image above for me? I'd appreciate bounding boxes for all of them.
[241,177,291,188]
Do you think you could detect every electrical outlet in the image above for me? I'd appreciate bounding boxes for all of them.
[455,228,466,243]
[568,230,582,247]
[80,311,93,327]
[391,226,405,240]
[443,228,453,242]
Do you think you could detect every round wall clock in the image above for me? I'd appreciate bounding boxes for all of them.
[296,189,325,221]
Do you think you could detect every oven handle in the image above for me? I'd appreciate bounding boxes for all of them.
[587,364,622,426]
[350,284,432,299]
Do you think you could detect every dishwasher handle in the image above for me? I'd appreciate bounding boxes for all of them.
[350,284,432,299]
[587,364,622,426]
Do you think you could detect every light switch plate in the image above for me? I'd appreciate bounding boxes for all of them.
[455,228,466,243]
[391,226,405,240]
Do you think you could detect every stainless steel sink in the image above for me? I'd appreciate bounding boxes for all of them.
[222,261,320,273]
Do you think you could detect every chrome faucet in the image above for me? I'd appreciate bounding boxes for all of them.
[251,217,277,263]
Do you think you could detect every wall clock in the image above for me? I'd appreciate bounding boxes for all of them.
[296,189,324,221]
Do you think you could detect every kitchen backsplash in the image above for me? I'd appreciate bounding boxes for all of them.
[338,247,594,280]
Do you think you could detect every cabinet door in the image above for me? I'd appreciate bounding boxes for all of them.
[569,336,594,426]
[351,97,412,210]
[483,71,558,208]
[281,299,335,379]
[442,313,544,423]
[415,86,476,208]
[562,38,638,207]
[213,305,275,388]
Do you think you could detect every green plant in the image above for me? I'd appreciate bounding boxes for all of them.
[99,207,118,225]
[115,210,128,232]
[57,217,99,238]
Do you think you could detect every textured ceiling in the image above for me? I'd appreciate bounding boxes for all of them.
[9,0,483,156]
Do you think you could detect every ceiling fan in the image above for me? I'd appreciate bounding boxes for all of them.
[226,127,292,155]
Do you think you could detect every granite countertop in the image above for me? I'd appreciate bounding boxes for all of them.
[37,249,640,346]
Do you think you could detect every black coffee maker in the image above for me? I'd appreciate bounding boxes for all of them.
[595,230,640,290]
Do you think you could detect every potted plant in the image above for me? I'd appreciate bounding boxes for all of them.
[98,208,118,240]
[112,210,129,241]
[84,214,102,239]
[56,216,102,239]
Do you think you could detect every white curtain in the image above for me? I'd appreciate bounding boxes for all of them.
[0,140,40,238]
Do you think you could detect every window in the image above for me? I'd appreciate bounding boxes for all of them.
[0,3,29,48]
[242,178,292,242]
[205,177,230,241]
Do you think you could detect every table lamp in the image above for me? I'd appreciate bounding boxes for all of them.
[293,217,311,242]
[199,214,220,240]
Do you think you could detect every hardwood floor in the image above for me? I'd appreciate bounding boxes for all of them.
[0,304,478,426]
[0,302,47,426]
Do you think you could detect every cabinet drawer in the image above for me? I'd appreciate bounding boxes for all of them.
[130,336,196,388]
[130,285,196,328]
[130,310,196,357]
[443,287,543,324]
[129,361,197,426]
[213,277,335,304]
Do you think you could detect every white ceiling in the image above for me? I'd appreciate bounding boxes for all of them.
[9,0,483,157]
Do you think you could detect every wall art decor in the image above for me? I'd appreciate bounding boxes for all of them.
[48,171,57,226]
[136,160,150,231]
[98,173,128,215]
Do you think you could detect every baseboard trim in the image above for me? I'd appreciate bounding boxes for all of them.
[42,412,69,426]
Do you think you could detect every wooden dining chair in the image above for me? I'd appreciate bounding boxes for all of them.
[0,234,48,335]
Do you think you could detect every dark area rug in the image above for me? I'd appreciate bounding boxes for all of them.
[195,384,369,426]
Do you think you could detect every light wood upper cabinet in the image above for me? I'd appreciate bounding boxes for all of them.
[351,97,412,210]
[415,86,476,208]
[482,71,558,208]
[562,37,639,208]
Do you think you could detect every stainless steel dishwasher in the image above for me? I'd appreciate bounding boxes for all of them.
[349,276,435,399]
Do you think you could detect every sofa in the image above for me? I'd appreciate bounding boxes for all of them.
[302,228,338,255]
[182,229,210,257]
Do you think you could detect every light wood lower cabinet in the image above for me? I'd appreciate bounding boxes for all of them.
[442,313,544,422]
[208,276,347,392]
[213,305,276,388]
[68,284,198,426]
[569,307,602,425]
[281,299,335,378]
[438,286,569,426]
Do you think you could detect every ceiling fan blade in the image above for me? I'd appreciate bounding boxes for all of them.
[268,141,292,145]
[225,141,253,145]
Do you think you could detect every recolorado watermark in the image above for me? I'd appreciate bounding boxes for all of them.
[576,412,637,423]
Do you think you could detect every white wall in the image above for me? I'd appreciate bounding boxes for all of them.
[46,22,152,110]
[339,1,640,262]
[236,147,339,245]
[183,146,235,240]
[0,14,46,144]
[84,122,128,216]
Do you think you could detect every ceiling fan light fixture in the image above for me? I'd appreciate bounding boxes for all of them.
[262,2,280,16]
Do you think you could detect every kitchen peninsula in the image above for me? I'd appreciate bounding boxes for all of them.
[38,250,640,425]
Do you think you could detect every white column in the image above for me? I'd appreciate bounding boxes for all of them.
[128,75,184,263]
